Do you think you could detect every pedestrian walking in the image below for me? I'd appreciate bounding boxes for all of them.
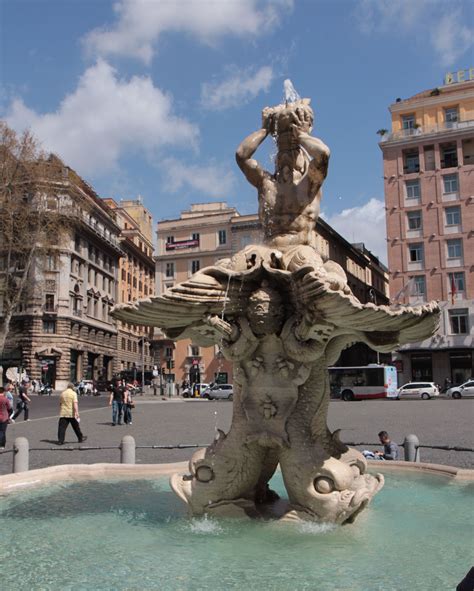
[57,383,87,445]
[4,384,14,420]
[11,380,31,421]
[0,387,13,450]
[123,385,134,425]
[109,380,124,425]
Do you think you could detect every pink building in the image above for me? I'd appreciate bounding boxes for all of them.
[380,74,474,385]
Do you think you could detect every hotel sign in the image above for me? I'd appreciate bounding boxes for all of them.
[165,238,199,251]
[444,68,474,85]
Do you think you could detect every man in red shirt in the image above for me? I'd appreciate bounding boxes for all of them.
[0,386,13,450]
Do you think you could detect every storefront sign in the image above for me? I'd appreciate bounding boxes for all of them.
[165,239,199,251]
[444,68,474,85]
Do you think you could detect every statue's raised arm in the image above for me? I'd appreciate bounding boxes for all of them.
[235,111,275,188]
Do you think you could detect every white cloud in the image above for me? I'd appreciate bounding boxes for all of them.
[161,157,236,198]
[201,65,274,110]
[430,10,474,68]
[323,198,387,264]
[355,0,429,34]
[4,60,198,176]
[84,0,294,64]
[355,0,473,67]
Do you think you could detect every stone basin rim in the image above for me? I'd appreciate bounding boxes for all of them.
[0,461,472,498]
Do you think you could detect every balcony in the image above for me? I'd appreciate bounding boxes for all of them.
[72,309,83,317]
[380,119,474,143]
[43,304,58,314]
[82,215,121,250]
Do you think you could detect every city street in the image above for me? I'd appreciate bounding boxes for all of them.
[0,394,472,475]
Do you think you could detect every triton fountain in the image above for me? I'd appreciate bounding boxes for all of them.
[112,85,440,524]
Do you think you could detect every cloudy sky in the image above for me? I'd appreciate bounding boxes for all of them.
[2,0,473,263]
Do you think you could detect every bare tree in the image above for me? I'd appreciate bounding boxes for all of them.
[0,121,81,354]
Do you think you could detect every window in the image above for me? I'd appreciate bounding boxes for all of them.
[190,345,200,357]
[448,272,465,294]
[133,341,137,353]
[127,340,132,352]
[121,337,126,350]
[44,294,55,311]
[446,239,462,259]
[191,260,200,274]
[166,236,174,244]
[404,150,419,173]
[449,309,468,335]
[165,346,173,358]
[443,174,458,194]
[166,262,174,278]
[405,179,420,199]
[407,211,422,230]
[45,254,57,271]
[43,320,56,334]
[444,107,458,124]
[412,276,426,296]
[408,243,423,263]
[441,143,458,168]
[402,114,415,130]
[218,229,227,245]
[445,206,461,226]
[74,236,81,252]
[192,233,200,242]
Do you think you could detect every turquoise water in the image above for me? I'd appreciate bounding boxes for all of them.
[1,472,472,591]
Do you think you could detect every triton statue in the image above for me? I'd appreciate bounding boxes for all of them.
[113,89,439,524]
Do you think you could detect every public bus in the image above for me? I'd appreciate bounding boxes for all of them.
[328,364,398,401]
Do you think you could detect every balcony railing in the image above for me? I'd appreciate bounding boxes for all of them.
[381,119,474,142]
[43,304,58,314]
[72,309,83,317]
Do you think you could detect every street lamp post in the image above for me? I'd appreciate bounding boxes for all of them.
[140,336,146,393]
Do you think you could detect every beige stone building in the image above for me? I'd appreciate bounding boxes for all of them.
[154,202,390,387]
[1,162,123,391]
[380,74,474,384]
[103,198,155,379]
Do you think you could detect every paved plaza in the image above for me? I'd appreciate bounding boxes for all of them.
[0,394,473,476]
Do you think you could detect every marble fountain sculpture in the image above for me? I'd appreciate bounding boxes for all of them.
[113,87,439,524]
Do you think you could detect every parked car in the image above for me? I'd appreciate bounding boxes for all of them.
[397,382,440,400]
[202,384,234,401]
[446,380,474,399]
[182,383,209,398]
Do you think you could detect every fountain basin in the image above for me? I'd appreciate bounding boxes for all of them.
[1,462,472,590]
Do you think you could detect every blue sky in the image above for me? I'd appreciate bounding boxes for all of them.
[1,0,473,262]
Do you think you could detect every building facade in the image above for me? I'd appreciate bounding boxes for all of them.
[380,75,474,384]
[103,198,155,378]
[1,160,123,391]
[154,202,390,386]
